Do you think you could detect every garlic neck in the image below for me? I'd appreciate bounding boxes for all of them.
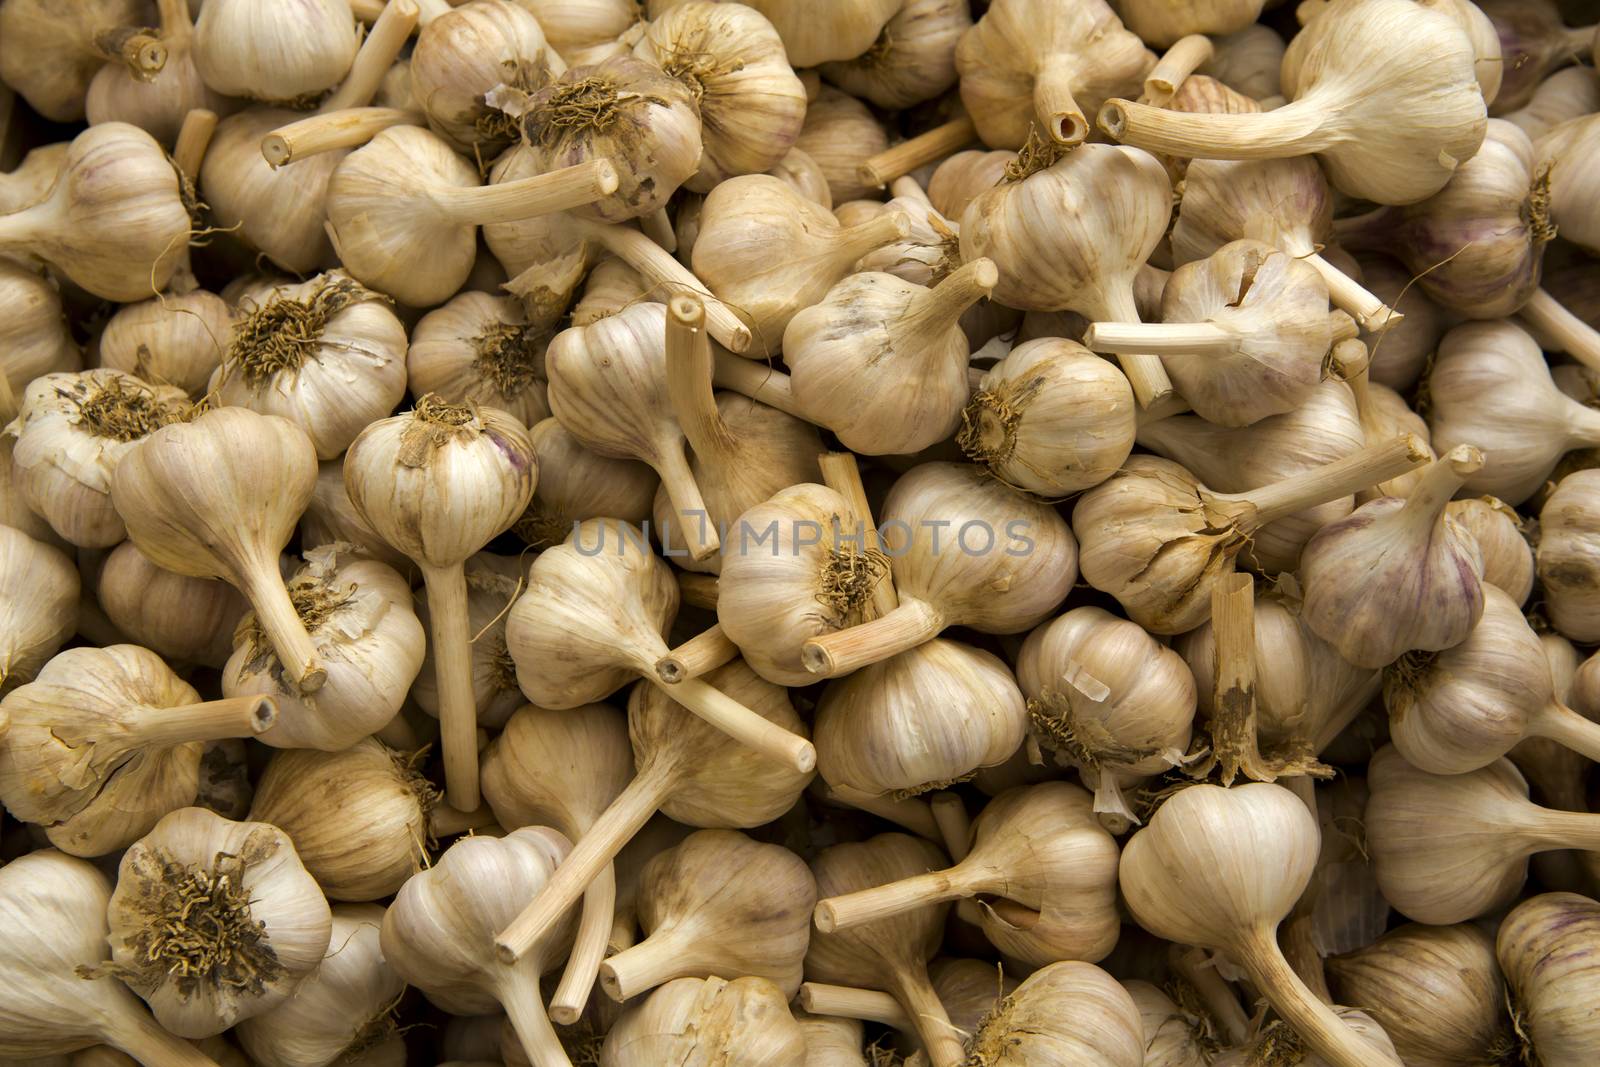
[1032,57,1087,145]
[1100,94,1337,162]
[1399,445,1483,520]
[893,258,998,354]
[1521,806,1600,854]
[664,295,736,464]
[831,210,912,274]
[1224,435,1430,529]
[156,0,194,41]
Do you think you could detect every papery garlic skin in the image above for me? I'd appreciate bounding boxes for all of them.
[964,961,1144,1067]
[1120,0,1266,47]
[0,0,158,122]
[818,0,969,110]
[193,0,359,103]
[86,2,232,147]
[0,525,80,695]
[794,85,891,212]
[601,976,808,1067]
[1497,892,1600,1067]
[200,109,341,274]
[236,904,405,1067]
[223,546,422,751]
[741,0,900,67]
[1539,469,1600,643]
[408,292,552,429]
[928,149,1014,222]
[5,369,190,548]
[0,262,80,424]
[211,274,408,461]
[99,289,233,399]
[300,461,411,574]
[1447,496,1534,604]
[106,807,334,1038]
[1124,981,1208,1067]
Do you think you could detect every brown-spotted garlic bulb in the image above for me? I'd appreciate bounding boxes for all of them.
[1122,784,1403,1067]
[1327,923,1512,1067]
[1497,891,1600,1067]
[224,545,425,751]
[634,1,806,191]
[959,142,1175,409]
[1538,469,1600,642]
[1085,239,1337,426]
[193,0,358,102]
[957,0,1151,148]
[1447,496,1533,604]
[0,849,228,1065]
[793,84,891,211]
[408,292,553,429]
[819,0,970,110]
[960,337,1135,496]
[106,807,333,1038]
[210,273,406,461]
[382,828,579,1066]
[0,645,276,856]
[410,552,522,731]
[1428,320,1600,505]
[601,976,808,1067]
[0,526,77,695]
[248,739,434,902]
[86,0,233,146]
[111,407,326,693]
[0,261,79,424]
[784,261,997,455]
[1016,607,1196,825]
[1074,438,1427,633]
[516,418,658,548]
[1100,0,1488,206]
[0,123,190,302]
[99,286,232,400]
[805,834,966,1067]
[343,396,536,810]
[965,962,1144,1067]
[815,638,1026,802]
[235,903,405,1067]
[1299,445,1487,668]
[4,369,189,547]
[1134,376,1366,574]
[693,175,910,353]
[96,542,245,670]
[600,829,816,1001]
[816,782,1119,967]
[411,0,564,155]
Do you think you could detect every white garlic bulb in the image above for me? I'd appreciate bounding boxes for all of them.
[193,0,360,103]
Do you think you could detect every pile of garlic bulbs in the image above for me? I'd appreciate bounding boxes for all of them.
[5,0,1600,1064]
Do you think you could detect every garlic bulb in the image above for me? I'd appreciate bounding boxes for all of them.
[957,0,1151,148]
[200,109,341,273]
[516,418,658,547]
[0,849,226,1065]
[845,196,964,290]
[519,0,641,64]
[1136,377,1367,573]
[926,149,1011,222]
[1300,445,1486,668]
[193,0,358,103]
[99,287,232,399]
[408,292,553,428]
[793,83,892,208]
[410,552,522,731]
[601,976,808,1067]
[1481,0,1594,113]
[1326,923,1511,1067]
[86,0,233,146]
[799,1014,867,1067]
[0,123,189,301]
[249,739,433,901]
[112,407,326,693]
[0,0,163,122]
[1100,0,1488,206]
[960,337,1135,496]
[805,834,965,1067]
[235,904,404,1067]
[0,526,77,694]
[1121,783,1403,1067]
[0,644,276,856]
[600,829,815,1001]
[784,261,996,455]
[1171,156,1396,333]
[1121,0,1266,46]
[1365,745,1600,923]
[1539,470,1600,641]
[1085,240,1338,426]
[4,369,189,547]
[1427,319,1600,505]
[1534,115,1600,256]
[106,807,333,1038]
[818,0,969,110]
[693,175,910,353]
[740,0,899,67]
[816,782,1119,967]
[964,961,1144,1067]
[1124,981,1207,1067]
[1074,437,1427,633]
[299,462,410,573]
[1497,891,1600,1067]
[1504,65,1600,140]
[1208,1011,1399,1067]
[0,142,67,215]
[959,142,1175,408]
[634,2,806,190]
[344,396,536,809]
[1016,606,1196,824]
[0,261,79,424]
[410,0,563,155]
[209,273,406,457]
[814,637,1026,800]
[491,659,813,965]
[0,435,61,545]
[224,545,424,751]
[382,828,578,1066]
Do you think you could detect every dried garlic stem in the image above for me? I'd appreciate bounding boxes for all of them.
[799,982,911,1028]
[858,117,979,188]
[419,563,478,811]
[655,625,740,684]
[1143,35,1215,107]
